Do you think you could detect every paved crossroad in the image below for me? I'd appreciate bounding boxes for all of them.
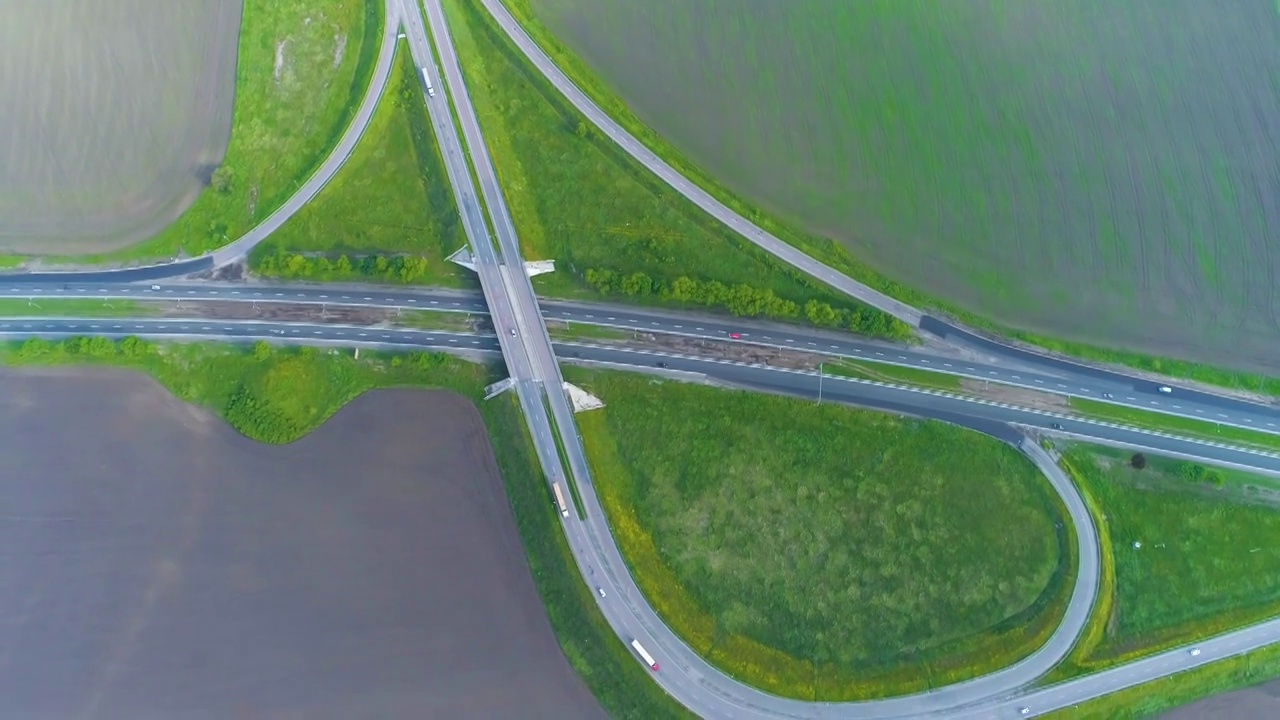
[10,281,1280,440]
[4,315,1279,717]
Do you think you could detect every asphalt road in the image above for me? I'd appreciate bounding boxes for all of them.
[0,0,400,284]
[11,280,1280,440]
[9,316,1280,718]
[0,0,1269,713]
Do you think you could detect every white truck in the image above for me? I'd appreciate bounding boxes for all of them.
[630,639,659,671]
[552,481,569,518]
[421,68,435,98]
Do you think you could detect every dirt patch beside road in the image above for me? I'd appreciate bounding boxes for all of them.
[568,330,827,371]
[0,368,604,719]
[959,378,1070,413]
[155,300,486,333]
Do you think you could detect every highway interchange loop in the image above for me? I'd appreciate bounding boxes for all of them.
[3,0,1279,716]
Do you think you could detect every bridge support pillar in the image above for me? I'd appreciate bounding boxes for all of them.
[448,246,554,278]
[562,382,604,413]
[484,377,515,400]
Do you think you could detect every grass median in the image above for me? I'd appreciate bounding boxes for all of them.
[824,359,962,391]
[439,0,909,341]
[0,299,158,318]
[1068,397,1280,453]
[0,335,690,718]
[250,38,473,288]
[1046,444,1280,689]
[567,366,1074,700]
[26,0,386,266]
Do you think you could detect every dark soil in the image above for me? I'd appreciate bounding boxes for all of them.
[0,367,605,720]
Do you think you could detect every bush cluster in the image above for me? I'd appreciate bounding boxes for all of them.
[223,386,301,445]
[256,252,431,283]
[583,268,912,340]
[16,335,154,359]
[1175,461,1226,487]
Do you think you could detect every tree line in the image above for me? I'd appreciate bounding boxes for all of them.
[583,268,912,340]
[15,335,154,360]
[256,252,432,284]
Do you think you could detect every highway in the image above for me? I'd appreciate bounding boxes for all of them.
[395,0,571,525]
[0,0,1272,714]
[11,280,1280,440]
[6,315,1280,718]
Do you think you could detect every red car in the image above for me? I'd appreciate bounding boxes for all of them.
[728,332,741,339]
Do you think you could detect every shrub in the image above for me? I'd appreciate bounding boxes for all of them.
[584,267,912,340]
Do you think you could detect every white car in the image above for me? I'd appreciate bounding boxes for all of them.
[150,285,160,291]
[1020,708,1030,716]
[597,587,606,598]
[1158,386,1172,394]
[1189,648,1201,657]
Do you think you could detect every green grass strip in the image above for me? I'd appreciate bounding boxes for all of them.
[1068,397,1280,453]
[542,392,587,520]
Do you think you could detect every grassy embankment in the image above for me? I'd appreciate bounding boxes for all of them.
[16,0,384,266]
[0,336,689,719]
[435,0,909,342]
[490,0,1280,398]
[249,39,474,288]
[1040,444,1280,713]
[566,366,1075,700]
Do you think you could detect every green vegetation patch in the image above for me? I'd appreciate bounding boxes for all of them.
[1068,397,1280,453]
[1053,446,1280,678]
[438,0,908,340]
[0,299,157,318]
[568,367,1072,700]
[0,335,690,718]
[41,0,386,264]
[251,38,471,288]
[825,359,962,391]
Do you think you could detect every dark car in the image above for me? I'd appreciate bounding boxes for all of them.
[1050,422,1063,430]
[656,361,669,368]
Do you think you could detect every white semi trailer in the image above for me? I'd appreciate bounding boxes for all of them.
[421,68,435,97]
[630,639,659,671]
[552,481,569,518]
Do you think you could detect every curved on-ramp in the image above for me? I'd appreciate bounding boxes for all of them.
[0,0,402,284]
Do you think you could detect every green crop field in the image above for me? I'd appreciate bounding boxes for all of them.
[567,367,1073,700]
[1051,445,1280,681]
[249,39,471,288]
[515,0,1280,375]
[439,0,909,341]
[9,0,384,264]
